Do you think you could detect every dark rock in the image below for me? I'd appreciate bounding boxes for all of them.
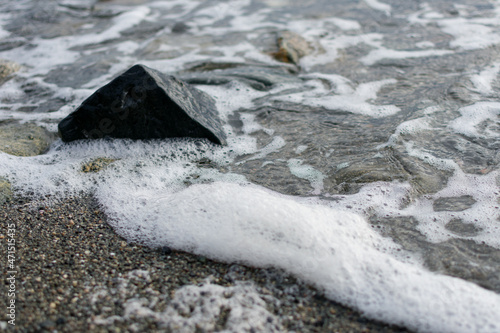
[172,22,190,33]
[58,64,227,145]
[56,317,67,325]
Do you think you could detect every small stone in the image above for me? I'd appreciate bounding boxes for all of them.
[445,218,482,236]
[0,59,21,85]
[56,317,67,325]
[80,157,118,173]
[58,64,227,145]
[39,319,56,329]
[160,246,172,254]
[0,123,56,156]
[272,31,314,65]
[172,22,190,33]
[433,195,477,212]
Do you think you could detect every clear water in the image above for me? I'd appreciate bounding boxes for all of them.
[0,0,499,332]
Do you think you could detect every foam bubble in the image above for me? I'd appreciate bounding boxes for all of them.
[363,0,391,16]
[287,158,325,194]
[295,145,308,154]
[449,102,500,139]
[469,63,500,96]
[405,168,500,247]
[92,275,281,332]
[124,282,281,332]
[408,3,500,51]
[99,182,500,333]
[273,74,400,117]
[378,117,432,148]
[360,48,452,66]
[0,13,11,39]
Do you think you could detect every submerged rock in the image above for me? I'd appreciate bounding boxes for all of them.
[58,64,227,145]
[272,31,315,66]
[0,59,21,85]
[0,123,56,156]
[181,65,300,91]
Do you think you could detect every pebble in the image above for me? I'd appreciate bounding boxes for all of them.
[0,123,56,157]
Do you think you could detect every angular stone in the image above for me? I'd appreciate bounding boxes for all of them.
[58,64,227,145]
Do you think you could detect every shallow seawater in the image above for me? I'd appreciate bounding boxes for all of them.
[0,0,499,332]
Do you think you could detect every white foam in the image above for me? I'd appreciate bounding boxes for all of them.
[287,158,324,194]
[288,17,361,35]
[295,145,308,154]
[0,13,11,39]
[378,117,432,148]
[1,38,80,75]
[469,63,500,96]
[415,41,435,49]
[363,0,391,16]
[405,168,500,247]
[242,136,286,162]
[273,74,400,117]
[122,282,281,332]
[400,143,500,247]
[361,48,452,66]
[0,6,150,76]
[99,182,500,333]
[300,33,382,69]
[440,18,500,50]
[409,3,500,51]
[328,18,361,31]
[76,6,151,46]
[449,102,500,139]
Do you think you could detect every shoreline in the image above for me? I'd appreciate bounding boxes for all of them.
[1,194,410,332]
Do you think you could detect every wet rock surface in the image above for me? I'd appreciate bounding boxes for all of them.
[433,195,477,212]
[58,64,227,145]
[0,122,56,156]
[180,62,300,90]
